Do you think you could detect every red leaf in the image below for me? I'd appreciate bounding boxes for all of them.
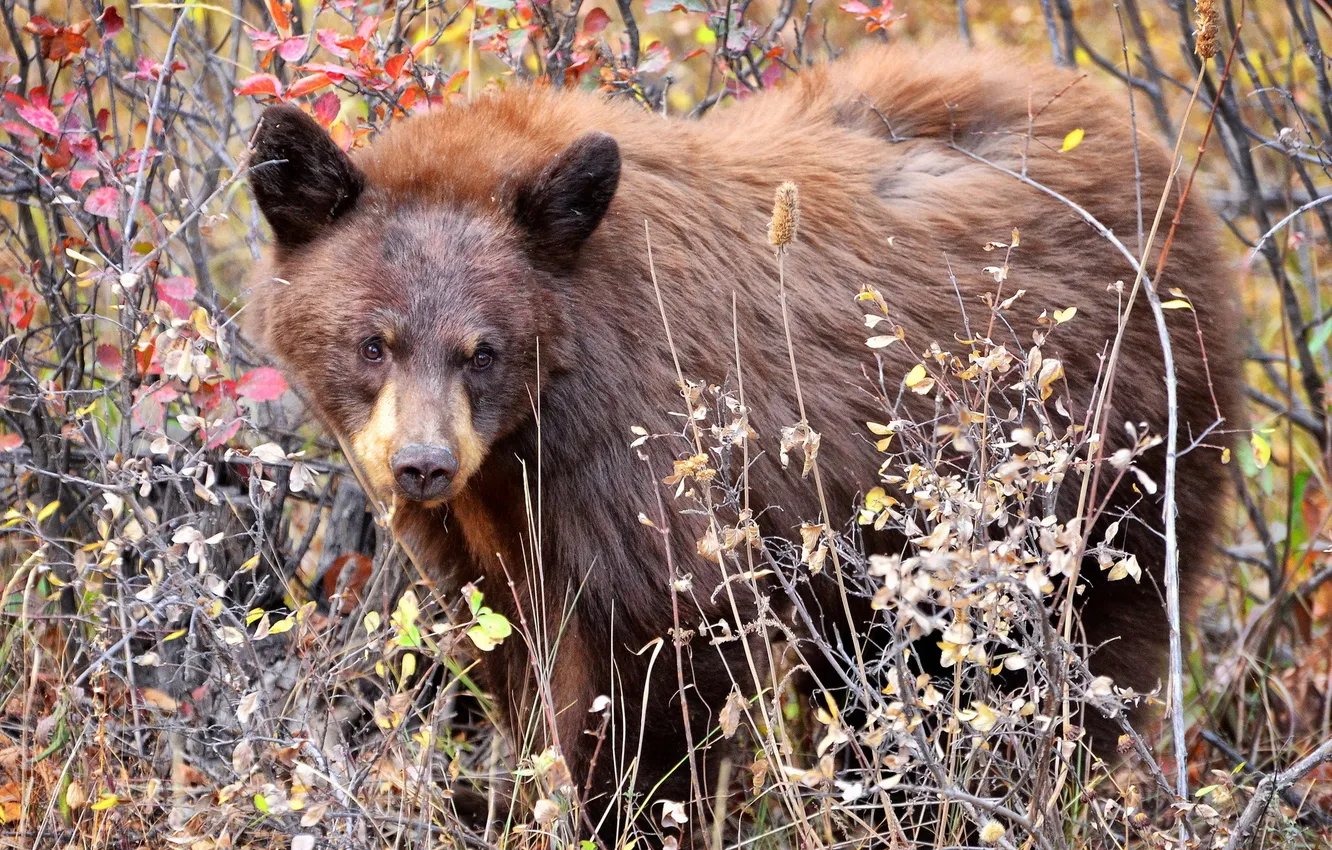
[69,169,97,190]
[839,1,872,13]
[245,26,283,52]
[583,7,611,34]
[3,289,37,330]
[101,7,124,37]
[155,275,195,317]
[22,15,58,37]
[203,418,243,450]
[235,367,288,402]
[235,73,283,97]
[84,186,120,218]
[132,384,179,433]
[16,87,59,135]
[278,36,307,62]
[312,91,341,126]
[285,72,332,99]
[296,62,364,81]
[316,28,352,59]
[355,15,379,40]
[96,344,123,378]
[2,121,38,141]
[0,432,22,452]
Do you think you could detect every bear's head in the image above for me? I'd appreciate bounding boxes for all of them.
[245,104,620,505]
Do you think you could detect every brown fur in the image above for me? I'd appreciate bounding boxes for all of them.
[249,41,1241,839]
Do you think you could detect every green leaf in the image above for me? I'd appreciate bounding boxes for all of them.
[646,0,707,11]
[468,611,512,651]
[477,611,511,640]
[397,623,423,648]
[1310,316,1332,352]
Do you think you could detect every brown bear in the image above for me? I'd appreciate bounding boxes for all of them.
[247,40,1240,841]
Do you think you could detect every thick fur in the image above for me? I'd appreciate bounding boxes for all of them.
[249,42,1242,838]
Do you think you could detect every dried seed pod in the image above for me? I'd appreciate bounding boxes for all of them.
[1195,0,1219,60]
[768,181,800,249]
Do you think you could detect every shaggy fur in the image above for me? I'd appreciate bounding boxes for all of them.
[248,41,1241,839]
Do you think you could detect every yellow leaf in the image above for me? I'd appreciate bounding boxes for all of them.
[866,422,894,435]
[904,364,927,387]
[865,487,889,512]
[90,794,119,811]
[1053,307,1077,324]
[239,553,260,572]
[163,629,187,642]
[1060,128,1085,152]
[401,652,416,679]
[1160,299,1192,310]
[65,248,101,266]
[36,500,60,522]
[267,617,294,636]
[1250,433,1271,469]
[363,611,381,634]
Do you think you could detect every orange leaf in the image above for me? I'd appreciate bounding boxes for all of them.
[234,73,282,97]
[384,52,410,81]
[265,0,291,34]
[284,72,332,99]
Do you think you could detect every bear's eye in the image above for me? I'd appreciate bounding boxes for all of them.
[470,347,494,371]
[360,337,387,363]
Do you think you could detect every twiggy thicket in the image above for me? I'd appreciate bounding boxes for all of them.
[0,2,1330,850]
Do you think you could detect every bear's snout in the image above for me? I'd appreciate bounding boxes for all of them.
[391,444,459,502]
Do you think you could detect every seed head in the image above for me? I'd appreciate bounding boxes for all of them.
[1194,0,1219,60]
[979,820,1005,844]
[768,181,800,249]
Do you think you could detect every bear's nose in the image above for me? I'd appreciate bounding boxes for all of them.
[390,444,459,502]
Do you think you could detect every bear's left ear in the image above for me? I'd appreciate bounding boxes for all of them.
[513,132,621,269]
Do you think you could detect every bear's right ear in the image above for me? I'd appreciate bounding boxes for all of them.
[248,104,365,250]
